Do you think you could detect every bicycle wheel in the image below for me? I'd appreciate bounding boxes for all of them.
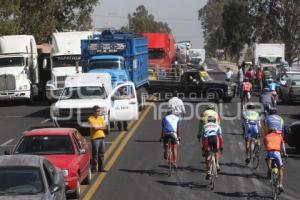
[210,154,217,190]
[167,142,173,177]
[271,170,279,200]
[252,144,260,169]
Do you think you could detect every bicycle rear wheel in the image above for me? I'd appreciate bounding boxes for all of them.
[252,144,260,169]
[210,155,217,190]
[167,142,173,177]
[271,170,279,200]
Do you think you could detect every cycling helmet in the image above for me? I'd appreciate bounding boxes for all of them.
[207,116,217,123]
[206,103,215,110]
[268,107,277,115]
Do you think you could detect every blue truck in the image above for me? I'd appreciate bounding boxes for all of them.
[80,30,149,108]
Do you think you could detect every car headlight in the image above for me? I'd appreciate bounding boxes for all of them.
[62,169,69,177]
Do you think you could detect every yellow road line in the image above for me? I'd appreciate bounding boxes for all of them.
[82,103,153,200]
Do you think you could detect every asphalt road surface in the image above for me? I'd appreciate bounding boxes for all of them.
[0,58,299,200]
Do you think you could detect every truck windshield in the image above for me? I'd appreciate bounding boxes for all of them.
[89,59,124,70]
[259,57,282,64]
[149,49,165,59]
[61,86,106,100]
[52,55,81,68]
[0,57,24,67]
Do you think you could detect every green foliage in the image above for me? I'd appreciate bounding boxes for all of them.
[122,5,171,33]
[0,0,99,43]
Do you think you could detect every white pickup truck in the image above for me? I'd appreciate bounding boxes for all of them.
[51,73,138,133]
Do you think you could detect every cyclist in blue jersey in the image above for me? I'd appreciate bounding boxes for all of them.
[201,116,223,180]
[265,107,284,135]
[266,79,280,104]
[243,103,261,164]
[161,107,181,169]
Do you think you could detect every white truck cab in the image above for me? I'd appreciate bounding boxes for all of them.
[46,31,92,101]
[0,35,38,101]
[51,73,138,132]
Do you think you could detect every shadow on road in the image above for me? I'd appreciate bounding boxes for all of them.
[156,180,210,190]
[219,171,266,180]
[135,139,160,143]
[220,162,248,169]
[214,191,273,200]
[119,168,169,177]
[158,165,206,173]
[25,107,50,118]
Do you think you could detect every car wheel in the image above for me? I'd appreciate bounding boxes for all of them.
[83,168,92,185]
[72,179,81,199]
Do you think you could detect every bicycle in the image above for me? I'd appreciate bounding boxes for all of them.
[160,137,175,177]
[249,138,260,169]
[209,151,218,190]
[270,157,287,200]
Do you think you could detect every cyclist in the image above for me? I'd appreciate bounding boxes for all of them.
[265,107,284,136]
[168,97,186,119]
[200,116,223,180]
[259,87,275,115]
[198,104,220,138]
[266,79,280,105]
[243,103,261,164]
[161,107,181,169]
[264,127,288,192]
[241,78,252,104]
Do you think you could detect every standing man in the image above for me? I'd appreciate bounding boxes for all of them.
[255,67,263,92]
[225,67,233,82]
[237,65,244,96]
[88,105,107,173]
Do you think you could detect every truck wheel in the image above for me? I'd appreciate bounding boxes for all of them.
[105,121,111,135]
[223,97,232,103]
[138,87,147,111]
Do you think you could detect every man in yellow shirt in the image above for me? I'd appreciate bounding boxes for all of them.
[88,105,107,173]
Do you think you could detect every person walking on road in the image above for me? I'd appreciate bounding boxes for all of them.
[237,65,244,96]
[88,105,107,173]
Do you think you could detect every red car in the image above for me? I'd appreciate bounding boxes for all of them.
[12,128,91,198]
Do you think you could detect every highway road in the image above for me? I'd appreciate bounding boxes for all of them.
[0,58,299,200]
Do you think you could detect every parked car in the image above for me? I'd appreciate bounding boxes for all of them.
[286,122,300,153]
[280,73,300,103]
[12,128,91,198]
[0,155,65,200]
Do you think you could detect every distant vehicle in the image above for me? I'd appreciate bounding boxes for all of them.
[280,73,300,103]
[141,32,176,71]
[80,30,148,109]
[46,31,92,101]
[0,154,65,200]
[253,43,285,77]
[277,70,300,86]
[12,128,91,198]
[51,74,138,133]
[189,49,205,66]
[0,35,41,102]
[286,122,300,153]
[148,70,236,102]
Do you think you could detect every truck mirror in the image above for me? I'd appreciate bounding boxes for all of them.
[42,58,47,70]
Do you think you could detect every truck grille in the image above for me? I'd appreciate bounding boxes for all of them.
[59,108,94,122]
[0,74,16,90]
[56,76,67,89]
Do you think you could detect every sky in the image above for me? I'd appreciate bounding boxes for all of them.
[92,0,208,48]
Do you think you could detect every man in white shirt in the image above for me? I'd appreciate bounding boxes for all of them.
[168,97,186,118]
[225,67,233,82]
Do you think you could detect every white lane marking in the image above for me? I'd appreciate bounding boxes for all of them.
[0,139,14,147]
[40,118,50,124]
[0,116,25,118]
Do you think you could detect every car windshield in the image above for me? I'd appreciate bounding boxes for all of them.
[52,55,81,68]
[15,135,74,155]
[259,56,282,64]
[0,167,44,195]
[60,86,106,100]
[149,49,164,59]
[89,59,124,70]
[0,57,25,67]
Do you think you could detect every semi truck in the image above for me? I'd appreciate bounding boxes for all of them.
[46,31,92,101]
[141,32,176,71]
[0,35,40,101]
[80,30,149,108]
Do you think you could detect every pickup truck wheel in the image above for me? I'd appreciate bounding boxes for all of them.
[223,97,232,103]
[106,121,111,135]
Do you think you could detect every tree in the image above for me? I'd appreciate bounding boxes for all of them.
[0,0,99,43]
[122,5,171,33]
[249,0,300,65]
[222,0,251,61]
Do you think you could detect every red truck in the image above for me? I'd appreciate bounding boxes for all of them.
[141,32,176,71]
